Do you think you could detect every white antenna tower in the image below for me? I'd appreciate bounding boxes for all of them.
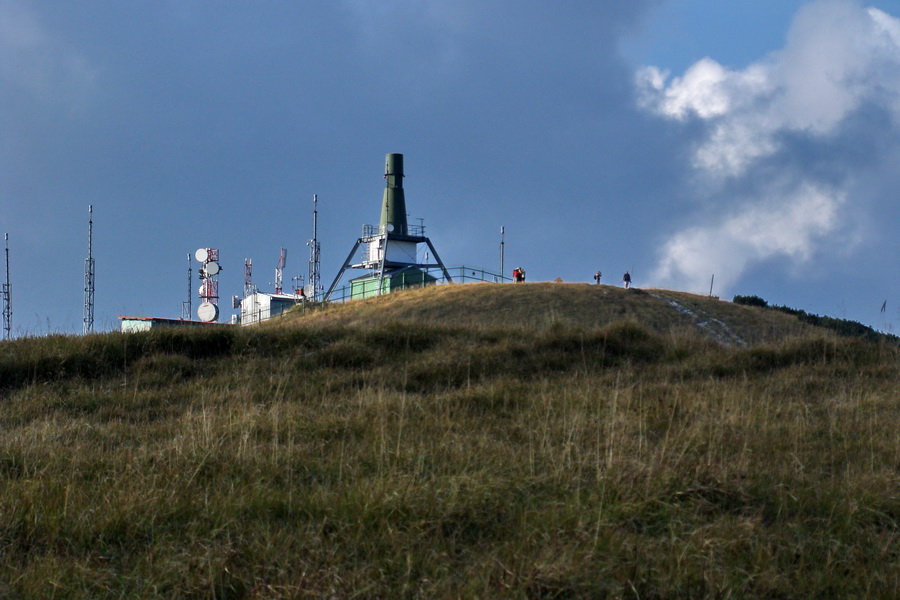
[244,258,254,297]
[196,247,221,322]
[181,253,192,319]
[3,233,11,340]
[274,248,287,294]
[83,205,95,335]
[308,194,321,301]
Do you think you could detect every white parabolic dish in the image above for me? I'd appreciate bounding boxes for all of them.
[195,248,209,263]
[197,302,219,322]
[205,261,220,276]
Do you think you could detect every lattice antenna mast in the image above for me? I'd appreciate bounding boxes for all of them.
[308,194,321,301]
[195,248,220,322]
[3,233,11,340]
[274,248,287,294]
[83,205,95,335]
[181,253,192,320]
[244,258,254,297]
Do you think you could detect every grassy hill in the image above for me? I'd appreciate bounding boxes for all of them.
[1,283,899,598]
[288,283,817,346]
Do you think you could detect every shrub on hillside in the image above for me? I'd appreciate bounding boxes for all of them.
[772,305,889,342]
[733,295,768,308]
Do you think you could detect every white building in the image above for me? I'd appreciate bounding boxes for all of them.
[240,292,302,325]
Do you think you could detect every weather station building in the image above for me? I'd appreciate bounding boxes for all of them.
[239,292,302,325]
[326,153,452,301]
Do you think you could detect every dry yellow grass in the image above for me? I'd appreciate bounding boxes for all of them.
[0,284,897,598]
[285,282,813,346]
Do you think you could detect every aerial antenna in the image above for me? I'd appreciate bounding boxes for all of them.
[244,258,254,297]
[196,247,220,322]
[499,226,505,282]
[308,194,322,301]
[3,233,10,339]
[83,205,95,335]
[181,253,192,319]
[274,248,287,294]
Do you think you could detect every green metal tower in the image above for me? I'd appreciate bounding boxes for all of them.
[325,153,453,301]
[379,153,408,236]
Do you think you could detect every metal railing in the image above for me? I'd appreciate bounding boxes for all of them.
[325,265,511,304]
[361,223,427,239]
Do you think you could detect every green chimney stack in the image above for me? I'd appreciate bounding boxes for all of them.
[324,152,454,301]
[379,153,408,236]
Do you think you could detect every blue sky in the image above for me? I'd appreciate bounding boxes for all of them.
[2,0,899,335]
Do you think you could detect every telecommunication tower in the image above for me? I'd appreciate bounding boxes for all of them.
[3,233,11,340]
[181,253,192,320]
[244,258,254,297]
[308,194,322,301]
[274,248,287,294]
[196,248,221,322]
[83,205,95,335]
[325,154,452,301]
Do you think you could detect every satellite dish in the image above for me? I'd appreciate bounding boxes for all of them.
[195,248,209,263]
[205,261,220,276]
[386,223,395,233]
[197,302,219,322]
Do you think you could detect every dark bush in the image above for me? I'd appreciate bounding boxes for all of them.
[772,305,892,343]
[733,295,768,308]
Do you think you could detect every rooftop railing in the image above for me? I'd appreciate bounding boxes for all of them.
[326,265,511,304]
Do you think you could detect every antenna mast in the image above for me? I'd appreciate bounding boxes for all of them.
[181,253,192,319]
[3,233,10,339]
[83,205,95,335]
[499,226,505,281]
[274,248,287,294]
[244,258,254,297]
[308,194,321,301]
[196,248,220,321]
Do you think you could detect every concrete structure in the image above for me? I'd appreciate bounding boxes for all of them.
[240,292,302,325]
[119,316,229,333]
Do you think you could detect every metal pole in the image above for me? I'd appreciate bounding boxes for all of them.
[308,194,321,302]
[709,274,715,298]
[499,226,505,281]
[83,205,95,335]
[3,233,10,339]
[183,253,192,319]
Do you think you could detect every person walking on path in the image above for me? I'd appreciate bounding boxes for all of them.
[623,271,631,289]
[593,271,602,284]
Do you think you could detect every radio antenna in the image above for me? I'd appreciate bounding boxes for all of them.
[83,205,95,334]
[308,194,322,301]
[2,233,11,339]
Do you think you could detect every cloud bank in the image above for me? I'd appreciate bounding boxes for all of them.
[637,1,900,294]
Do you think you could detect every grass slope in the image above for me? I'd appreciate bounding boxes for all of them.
[289,283,814,346]
[1,284,898,598]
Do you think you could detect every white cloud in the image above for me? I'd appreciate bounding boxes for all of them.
[638,1,900,178]
[638,1,900,295]
[651,183,845,293]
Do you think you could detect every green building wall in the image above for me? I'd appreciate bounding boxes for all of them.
[350,268,437,300]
